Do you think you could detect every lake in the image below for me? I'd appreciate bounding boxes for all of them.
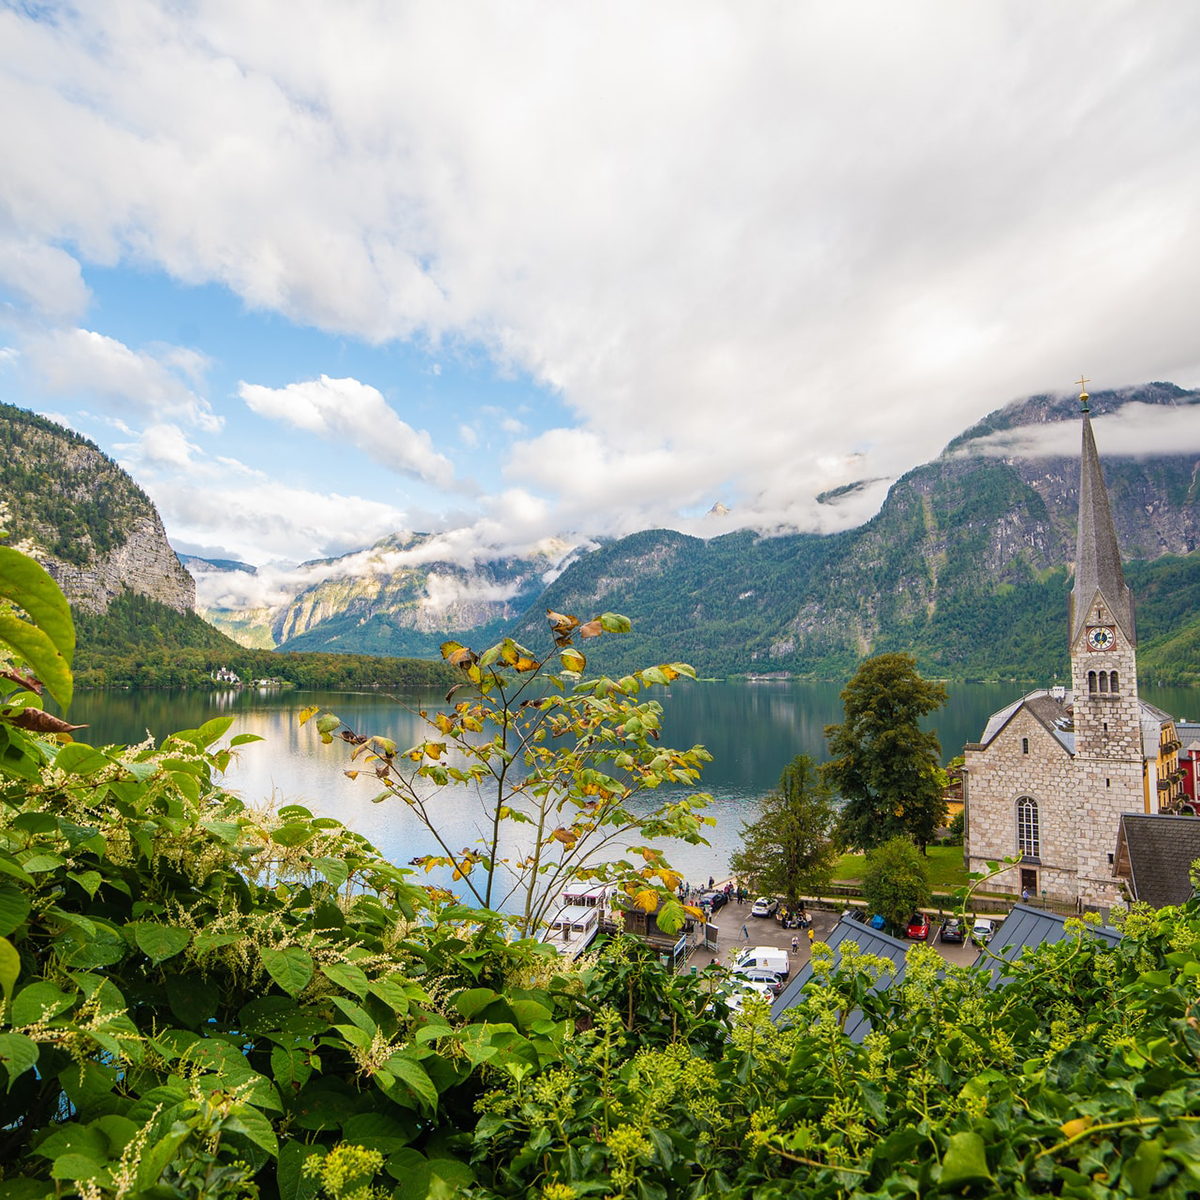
[60,678,1200,895]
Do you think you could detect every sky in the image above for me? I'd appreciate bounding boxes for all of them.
[3,2,1200,612]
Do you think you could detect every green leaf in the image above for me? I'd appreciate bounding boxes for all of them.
[49,1154,106,1183]
[278,1142,325,1200]
[271,1045,313,1093]
[0,1032,39,1089]
[12,981,75,1025]
[225,1105,279,1156]
[0,938,19,1009]
[165,975,219,1027]
[313,856,350,888]
[67,870,103,898]
[322,961,369,997]
[939,1130,992,1189]
[133,922,191,965]
[272,823,315,848]
[53,743,111,776]
[261,946,314,996]
[0,885,31,937]
[383,1053,439,1113]
[0,546,75,709]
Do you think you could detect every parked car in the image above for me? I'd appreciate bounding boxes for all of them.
[734,966,785,995]
[906,913,930,940]
[734,946,791,979]
[751,896,779,918]
[726,979,777,1013]
[971,918,996,945]
[939,917,965,944]
[699,889,728,913]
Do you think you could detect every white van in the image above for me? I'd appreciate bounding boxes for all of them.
[734,946,790,980]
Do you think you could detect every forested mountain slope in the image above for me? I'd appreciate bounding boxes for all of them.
[0,401,195,614]
[508,383,1200,681]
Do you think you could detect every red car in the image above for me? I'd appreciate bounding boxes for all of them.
[906,913,930,940]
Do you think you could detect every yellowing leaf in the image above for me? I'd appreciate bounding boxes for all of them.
[298,705,319,726]
[1060,1117,1093,1139]
[633,888,658,913]
[561,649,586,673]
[424,743,445,761]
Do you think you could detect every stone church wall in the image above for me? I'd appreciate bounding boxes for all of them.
[965,707,1077,900]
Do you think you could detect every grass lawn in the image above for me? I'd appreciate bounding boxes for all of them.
[831,843,969,892]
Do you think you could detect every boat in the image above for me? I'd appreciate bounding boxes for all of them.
[539,903,601,960]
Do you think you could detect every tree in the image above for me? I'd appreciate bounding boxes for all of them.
[823,652,948,852]
[728,753,837,906]
[305,609,714,937]
[861,834,931,932]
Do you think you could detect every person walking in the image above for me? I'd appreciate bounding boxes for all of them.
[791,934,799,953]
[807,927,814,948]
[742,923,749,942]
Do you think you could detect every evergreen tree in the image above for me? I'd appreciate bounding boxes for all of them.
[824,652,948,851]
[728,754,837,905]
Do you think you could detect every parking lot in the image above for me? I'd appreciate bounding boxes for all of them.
[687,893,987,973]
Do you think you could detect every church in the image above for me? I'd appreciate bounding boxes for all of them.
[962,382,1183,909]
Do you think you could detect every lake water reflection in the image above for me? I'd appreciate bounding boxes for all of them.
[61,678,1200,894]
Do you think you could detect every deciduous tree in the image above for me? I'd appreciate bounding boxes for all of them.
[823,652,948,851]
[305,610,714,936]
[861,834,931,932]
[729,753,837,906]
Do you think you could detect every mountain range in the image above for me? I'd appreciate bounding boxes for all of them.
[193,382,1200,684]
[6,385,1200,686]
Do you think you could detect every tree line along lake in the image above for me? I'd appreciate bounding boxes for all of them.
[63,678,1200,896]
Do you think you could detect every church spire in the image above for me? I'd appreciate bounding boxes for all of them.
[1070,380,1135,646]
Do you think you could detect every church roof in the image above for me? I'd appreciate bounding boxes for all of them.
[1114,814,1200,908]
[975,689,1074,754]
[1071,410,1135,647]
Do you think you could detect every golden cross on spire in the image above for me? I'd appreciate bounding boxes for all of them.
[1076,374,1089,395]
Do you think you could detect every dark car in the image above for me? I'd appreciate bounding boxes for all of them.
[906,913,930,940]
[699,889,728,913]
[939,917,965,944]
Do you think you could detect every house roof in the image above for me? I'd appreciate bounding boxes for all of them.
[1138,700,1175,762]
[770,914,911,1042]
[1114,814,1200,909]
[1177,722,1200,752]
[972,902,1121,988]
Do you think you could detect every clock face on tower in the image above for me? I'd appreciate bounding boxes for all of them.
[1086,625,1116,651]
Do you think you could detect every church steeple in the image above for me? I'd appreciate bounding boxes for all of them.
[1070,380,1135,648]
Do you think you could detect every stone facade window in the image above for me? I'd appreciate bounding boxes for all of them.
[1022,737,1029,754]
[1016,796,1040,858]
[1110,670,1119,694]
[1088,670,1097,694]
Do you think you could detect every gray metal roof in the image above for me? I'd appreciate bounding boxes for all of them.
[1115,814,1200,909]
[770,914,911,1042]
[971,902,1120,988]
[1070,411,1135,647]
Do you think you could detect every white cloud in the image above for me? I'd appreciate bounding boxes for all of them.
[0,234,89,320]
[24,328,221,431]
[956,401,1200,461]
[238,374,455,487]
[3,3,1200,553]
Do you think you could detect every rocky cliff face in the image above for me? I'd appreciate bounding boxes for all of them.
[46,512,196,616]
[0,402,195,615]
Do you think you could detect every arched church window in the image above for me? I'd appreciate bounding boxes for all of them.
[1110,670,1119,694]
[1099,672,1108,693]
[1088,671,1097,694]
[1016,796,1040,858]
